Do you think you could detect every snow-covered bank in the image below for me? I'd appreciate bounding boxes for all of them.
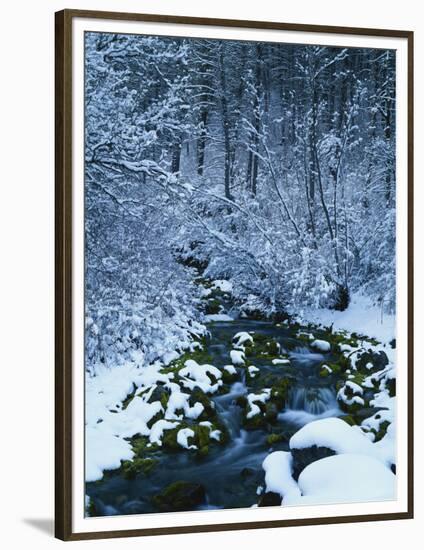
[295,293,395,344]
[263,418,396,506]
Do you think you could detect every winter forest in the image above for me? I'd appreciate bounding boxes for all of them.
[85,32,397,516]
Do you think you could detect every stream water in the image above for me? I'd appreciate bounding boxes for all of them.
[86,319,342,516]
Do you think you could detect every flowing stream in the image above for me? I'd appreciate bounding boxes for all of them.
[86,319,342,516]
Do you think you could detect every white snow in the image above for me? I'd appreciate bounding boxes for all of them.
[165,390,205,420]
[85,426,134,482]
[179,359,223,394]
[230,349,245,365]
[272,358,290,365]
[289,417,376,456]
[248,365,259,378]
[233,331,254,348]
[311,339,331,352]
[246,389,271,419]
[149,419,179,446]
[205,313,234,322]
[223,364,237,375]
[345,380,364,395]
[284,454,395,505]
[212,279,233,293]
[297,293,395,344]
[262,451,301,500]
[177,427,197,450]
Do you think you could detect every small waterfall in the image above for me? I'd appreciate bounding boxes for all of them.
[287,387,337,415]
[213,381,247,439]
[278,386,341,427]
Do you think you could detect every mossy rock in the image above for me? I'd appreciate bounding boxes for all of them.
[188,388,216,420]
[163,347,214,375]
[152,481,206,512]
[147,384,170,409]
[129,435,159,457]
[266,433,285,446]
[121,457,157,479]
[270,377,291,408]
[319,366,332,378]
[372,420,391,443]
[162,421,224,455]
[246,337,281,360]
[355,350,389,373]
[243,413,267,430]
[222,368,239,384]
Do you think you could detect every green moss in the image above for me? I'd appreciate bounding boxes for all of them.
[162,421,225,454]
[222,368,238,384]
[266,433,284,446]
[121,383,137,410]
[130,435,159,457]
[189,388,216,420]
[121,457,157,479]
[270,377,291,408]
[244,412,266,430]
[373,420,391,442]
[152,481,206,512]
[162,347,213,375]
[319,366,332,378]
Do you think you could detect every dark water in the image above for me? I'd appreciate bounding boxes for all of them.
[86,320,341,516]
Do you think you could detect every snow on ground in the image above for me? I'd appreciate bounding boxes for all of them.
[296,293,395,343]
[85,353,224,481]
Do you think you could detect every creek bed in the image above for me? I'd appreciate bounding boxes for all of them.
[86,319,344,516]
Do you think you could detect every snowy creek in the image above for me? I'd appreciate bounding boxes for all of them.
[86,319,344,515]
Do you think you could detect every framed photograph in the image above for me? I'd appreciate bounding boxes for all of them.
[55,9,414,541]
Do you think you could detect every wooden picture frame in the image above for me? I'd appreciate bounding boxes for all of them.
[55,9,413,541]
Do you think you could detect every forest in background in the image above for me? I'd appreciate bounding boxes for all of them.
[84,33,396,373]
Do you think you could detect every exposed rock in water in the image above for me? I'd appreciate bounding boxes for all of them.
[258,491,282,507]
[152,481,206,512]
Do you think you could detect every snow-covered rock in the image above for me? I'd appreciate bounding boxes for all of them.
[289,417,375,456]
[230,349,245,366]
[284,453,395,505]
[262,451,301,500]
[311,339,331,352]
[177,428,197,450]
[232,331,254,348]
